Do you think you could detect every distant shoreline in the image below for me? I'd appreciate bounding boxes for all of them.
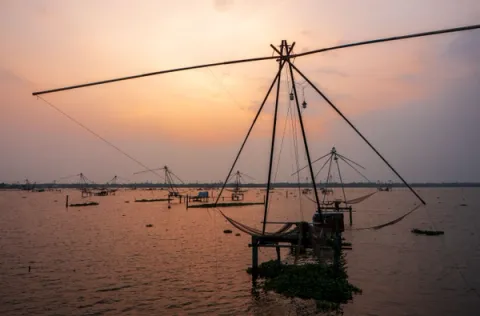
[2,182,480,189]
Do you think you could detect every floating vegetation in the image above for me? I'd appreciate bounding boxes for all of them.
[125,201,130,203]
[460,203,468,207]
[411,228,444,236]
[134,198,171,203]
[69,202,99,207]
[146,224,153,228]
[223,229,233,234]
[188,201,264,208]
[247,259,361,313]
[235,233,241,236]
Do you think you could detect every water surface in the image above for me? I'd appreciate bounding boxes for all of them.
[0,188,479,315]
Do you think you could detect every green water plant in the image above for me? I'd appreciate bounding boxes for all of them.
[411,228,444,236]
[247,255,361,313]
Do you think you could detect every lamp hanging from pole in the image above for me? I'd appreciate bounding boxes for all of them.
[301,86,307,108]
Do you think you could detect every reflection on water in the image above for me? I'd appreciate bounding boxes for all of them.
[0,188,479,315]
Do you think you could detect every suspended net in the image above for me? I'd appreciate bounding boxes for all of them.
[353,204,423,230]
[304,191,376,206]
[217,209,295,237]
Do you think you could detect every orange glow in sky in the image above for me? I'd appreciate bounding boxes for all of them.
[1,0,479,183]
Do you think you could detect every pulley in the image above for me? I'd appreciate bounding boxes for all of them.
[289,92,294,101]
[302,100,307,108]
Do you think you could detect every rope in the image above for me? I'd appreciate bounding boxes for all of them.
[314,155,333,180]
[338,156,372,183]
[336,157,348,204]
[288,75,304,220]
[292,152,331,176]
[206,67,246,112]
[272,67,292,184]
[36,96,164,180]
[213,57,289,207]
[322,155,334,203]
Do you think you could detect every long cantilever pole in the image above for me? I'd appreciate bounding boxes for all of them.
[294,24,480,58]
[32,24,480,97]
[290,63,426,205]
[32,55,279,96]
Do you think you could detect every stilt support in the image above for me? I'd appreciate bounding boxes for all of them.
[349,207,353,226]
[251,235,259,280]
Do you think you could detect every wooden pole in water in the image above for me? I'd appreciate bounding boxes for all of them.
[186,195,189,209]
[349,206,353,226]
[65,195,69,208]
[251,236,259,280]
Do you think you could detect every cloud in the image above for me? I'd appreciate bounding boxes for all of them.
[0,68,31,86]
[443,31,480,64]
[314,67,348,77]
[213,0,234,12]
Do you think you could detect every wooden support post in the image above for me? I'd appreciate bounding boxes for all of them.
[276,244,281,263]
[65,195,69,208]
[294,222,303,265]
[333,232,341,276]
[349,206,353,226]
[251,236,259,280]
[263,195,266,204]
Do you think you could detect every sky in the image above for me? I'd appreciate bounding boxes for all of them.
[0,0,479,184]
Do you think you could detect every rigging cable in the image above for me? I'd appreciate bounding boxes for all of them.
[338,156,372,183]
[36,96,164,180]
[335,156,348,204]
[206,67,246,112]
[272,66,292,184]
[322,154,334,203]
[314,155,333,180]
[288,69,305,220]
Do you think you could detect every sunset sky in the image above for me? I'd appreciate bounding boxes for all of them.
[1,0,479,184]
